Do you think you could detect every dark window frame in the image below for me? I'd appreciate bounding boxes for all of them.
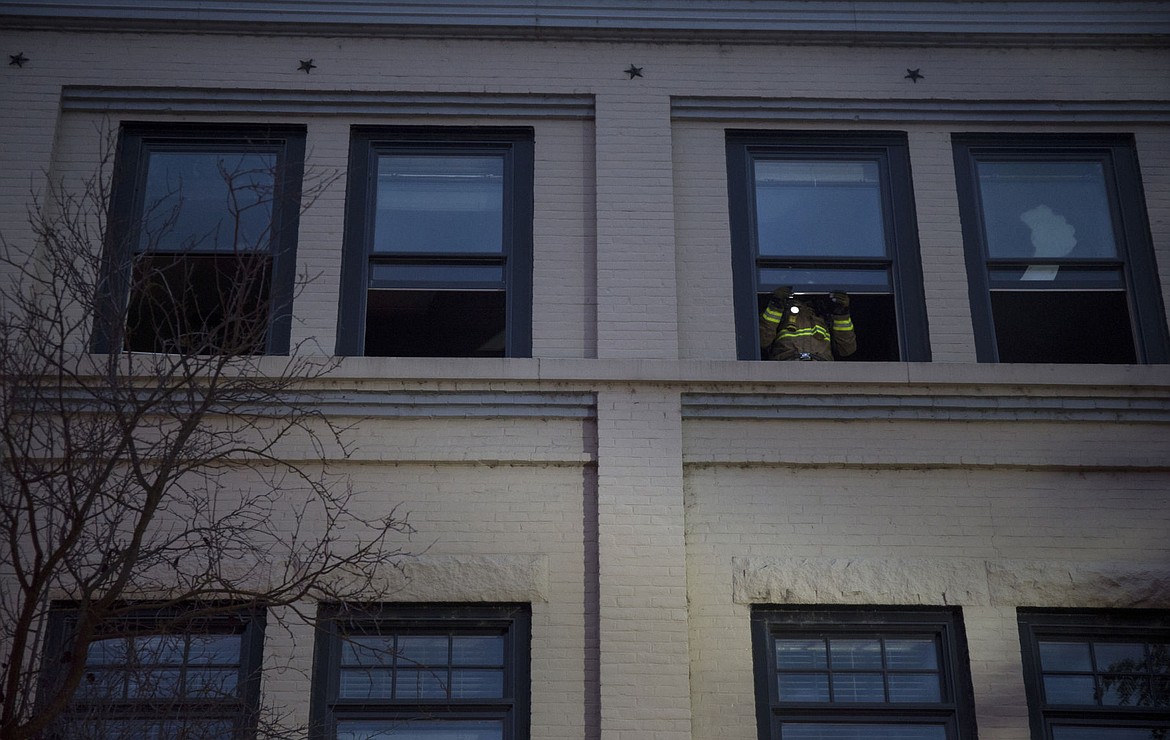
[93,123,306,356]
[310,603,531,740]
[336,126,534,358]
[726,130,931,362]
[953,133,1169,364]
[41,602,266,737]
[750,606,978,740]
[1018,609,1170,740]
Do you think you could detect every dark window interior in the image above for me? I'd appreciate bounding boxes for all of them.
[991,290,1135,363]
[756,292,899,361]
[126,253,272,355]
[364,289,506,357]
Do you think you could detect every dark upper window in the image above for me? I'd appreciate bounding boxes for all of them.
[953,134,1169,364]
[751,606,977,740]
[337,127,534,358]
[310,603,531,740]
[95,124,305,355]
[1018,609,1170,740]
[727,131,931,362]
[42,604,265,739]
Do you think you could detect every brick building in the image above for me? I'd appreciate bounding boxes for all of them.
[2,2,1169,739]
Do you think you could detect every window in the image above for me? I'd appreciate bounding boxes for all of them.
[95,124,305,355]
[337,128,534,358]
[42,604,265,739]
[727,131,931,362]
[751,606,978,740]
[953,134,1169,364]
[311,604,531,740]
[1018,609,1170,740]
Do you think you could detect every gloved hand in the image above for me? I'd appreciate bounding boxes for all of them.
[768,286,794,310]
[829,290,850,315]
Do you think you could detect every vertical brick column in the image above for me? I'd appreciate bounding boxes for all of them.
[594,92,680,360]
[595,388,691,739]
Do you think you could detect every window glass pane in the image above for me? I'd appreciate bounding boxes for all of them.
[339,668,394,700]
[1052,728,1170,740]
[186,634,241,664]
[780,723,947,739]
[975,161,1117,260]
[97,718,236,740]
[758,267,891,292]
[830,639,883,669]
[988,265,1124,288]
[132,635,186,664]
[831,673,885,702]
[337,719,503,740]
[126,667,182,698]
[884,640,939,671]
[365,289,506,358]
[452,636,504,665]
[888,673,942,703]
[1044,674,1097,704]
[1040,642,1094,672]
[990,290,1135,363]
[776,639,828,669]
[754,160,888,258]
[451,669,504,698]
[87,638,131,665]
[398,636,449,665]
[395,669,447,699]
[344,636,396,666]
[369,263,505,288]
[141,151,275,254]
[778,672,830,702]
[1096,643,1149,671]
[185,667,239,698]
[73,668,124,700]
[374,155,504,254]
[1100,676,1152,706]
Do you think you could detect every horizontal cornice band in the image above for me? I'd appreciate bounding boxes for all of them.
[672,97,1170,124]
[682,393,1170,423]
[3,1,1168,43]
[296,390,597,419]
[60,87,595,120]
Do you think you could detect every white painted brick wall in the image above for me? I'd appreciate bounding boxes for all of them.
[3,22,1169,740]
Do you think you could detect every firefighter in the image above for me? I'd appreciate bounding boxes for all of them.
[759,286,857,361]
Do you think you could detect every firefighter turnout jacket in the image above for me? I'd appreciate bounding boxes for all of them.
[759,294,857,361]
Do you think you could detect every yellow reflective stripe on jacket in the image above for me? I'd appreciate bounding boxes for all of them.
[832,317,854,332]
[778,326,831,341]
[762,306,786,324]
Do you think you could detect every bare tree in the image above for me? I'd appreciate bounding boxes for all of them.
[0,126,411,738]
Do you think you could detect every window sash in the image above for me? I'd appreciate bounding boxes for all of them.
[727,131,930,362]
[752,608,976,740]
[953,134,1169,364]
[95,125,304,355]
[1018,610,1170,740]
[312,605,530,740]
[337,129,533,358]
